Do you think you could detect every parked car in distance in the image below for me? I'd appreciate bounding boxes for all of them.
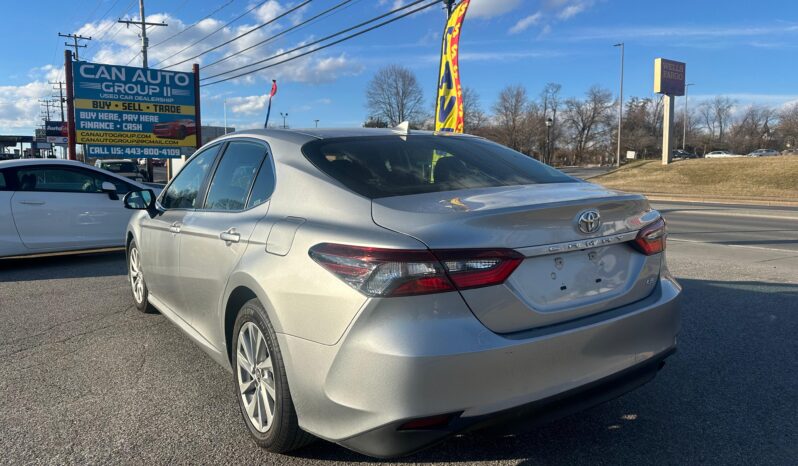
[123,128,681,458]
[747,149,780,157]
[94,159,146,182]
[782,149,798,156]
[0,158,151,258]
[672,149,699,159]
[152,119,196,140]
[705,150,736,158]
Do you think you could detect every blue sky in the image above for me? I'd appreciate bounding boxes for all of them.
[2,0,798,134]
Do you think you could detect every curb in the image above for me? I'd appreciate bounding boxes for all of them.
[643,194,798,208]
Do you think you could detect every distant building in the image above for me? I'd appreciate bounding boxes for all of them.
[201,126,236,145]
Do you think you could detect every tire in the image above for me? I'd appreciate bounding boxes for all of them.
[176,127,186,140]
[127,240,154,313]
[232,299,314,453]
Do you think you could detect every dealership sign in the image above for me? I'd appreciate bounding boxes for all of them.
[654,58,686,96]
[71,61,197,158]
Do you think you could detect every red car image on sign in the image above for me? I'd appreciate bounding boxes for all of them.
[152,119,196,139]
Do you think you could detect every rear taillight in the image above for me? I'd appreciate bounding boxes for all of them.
[308,243,523,297]
[631,217,666,255]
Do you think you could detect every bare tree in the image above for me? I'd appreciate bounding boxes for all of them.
[562,86,615,164]
[365,65,426,127]
[492,85,529,152]
[462,87,488,134]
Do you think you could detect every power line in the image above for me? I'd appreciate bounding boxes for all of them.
[149,0,238,49]
[201,0,356,71]
[160,0,313,70]
[152,0,271,68]
[202,0,437,87]
[202,0,430,83]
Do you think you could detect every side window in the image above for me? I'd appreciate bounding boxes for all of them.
[15,167,105,193]
[204,141,266,211]
[247,155,276,208]
[161,144,221,209]
[0,170,6,190]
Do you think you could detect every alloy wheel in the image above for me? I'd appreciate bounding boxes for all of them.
[129,247,145,304]
[237,322,277,433]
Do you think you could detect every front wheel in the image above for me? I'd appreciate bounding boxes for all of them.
[232,299,313,453]
[128,241,154,313]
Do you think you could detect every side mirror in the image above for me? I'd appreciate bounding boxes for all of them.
[123,189,155,210]
[101,181,118,200]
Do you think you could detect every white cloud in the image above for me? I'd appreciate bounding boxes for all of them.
[468,0,522,19]
[227,95,270,115]
[0,71,55,131]
[509,12,543,34]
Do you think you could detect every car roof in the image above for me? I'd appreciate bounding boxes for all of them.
[98,159,135,163]
[210,127,482,147]
[0,158,95,169]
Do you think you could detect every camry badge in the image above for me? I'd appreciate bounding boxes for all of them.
[577,209,601,234]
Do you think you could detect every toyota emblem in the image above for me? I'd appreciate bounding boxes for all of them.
[577,209,601,234]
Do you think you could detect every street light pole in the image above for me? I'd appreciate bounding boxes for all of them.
[683,83,694,150]
[280,112,288,129]
[314,119,319,128]
[545,117,553,165]
[613,42,624,167]
[224,99,228,134]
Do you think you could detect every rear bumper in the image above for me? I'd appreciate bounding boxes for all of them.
[278,275,681,458]
[340,346,674,458]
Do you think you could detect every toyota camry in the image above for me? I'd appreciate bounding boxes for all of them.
[122,128,680,458]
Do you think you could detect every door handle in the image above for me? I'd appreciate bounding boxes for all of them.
[19,200,45,205]
[220,228,240,243]
[169,222,182,234]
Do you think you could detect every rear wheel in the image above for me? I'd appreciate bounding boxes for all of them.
[232,299,313,453]
[127,241,154,313]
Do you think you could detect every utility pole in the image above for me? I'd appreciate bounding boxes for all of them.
[58,33,91,60]
[51,81,66,121]
[613,42,625,167]
[683,83,695,150]
[118,0,167,69]
[119,0,167,181]
[39,99,56,121]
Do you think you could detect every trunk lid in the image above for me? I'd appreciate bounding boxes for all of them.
[371,182,663,333]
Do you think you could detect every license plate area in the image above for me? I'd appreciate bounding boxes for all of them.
[513,245,633,312]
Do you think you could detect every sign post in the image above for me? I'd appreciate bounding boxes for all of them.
[654,58,686,165]
[65,50,77,160]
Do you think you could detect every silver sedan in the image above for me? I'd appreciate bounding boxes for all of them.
[122,128,680,458]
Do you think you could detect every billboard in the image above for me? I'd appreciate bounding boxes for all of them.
[45,120,68,144]
[654,58,686,96]
[435,0,470,133]
[71,61,196,158]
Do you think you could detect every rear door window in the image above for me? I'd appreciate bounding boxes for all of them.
[0,171,6,190]
[247,155,276,208]
[15,167,106,193]
[302,135,575,199]
[203,141,266,211]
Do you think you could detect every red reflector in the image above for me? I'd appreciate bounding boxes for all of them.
[632,218,666,255]
[398,413,458,430]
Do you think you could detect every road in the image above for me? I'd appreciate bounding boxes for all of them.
[0,203,796,464]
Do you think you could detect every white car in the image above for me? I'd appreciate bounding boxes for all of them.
[705,150,737,158]
[0,159,151,258]
[747,149,779,157]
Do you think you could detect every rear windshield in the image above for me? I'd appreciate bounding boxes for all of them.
[302,135,575,198]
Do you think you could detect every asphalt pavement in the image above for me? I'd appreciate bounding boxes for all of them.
[1,203,796,464]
